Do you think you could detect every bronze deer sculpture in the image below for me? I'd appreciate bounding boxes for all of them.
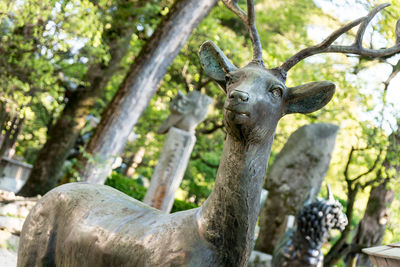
[18,2,400,267]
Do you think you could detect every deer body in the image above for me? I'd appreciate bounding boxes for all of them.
[18,65,290,267]
[18,1,399,266]
[18,184,214,266]
[17,135,272,267]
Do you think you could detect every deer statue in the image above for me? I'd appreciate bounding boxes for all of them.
[272,186,348,267]
[18,2,400,267]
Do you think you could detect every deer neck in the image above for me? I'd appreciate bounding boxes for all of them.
[198,134,273,265]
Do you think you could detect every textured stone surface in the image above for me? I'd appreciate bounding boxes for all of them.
[144,127,196,212]
[157,91,212,134]
[0,217,24,234]
[0,247,17,267]
[0,158,31,193]
[144,91,212,213]
[248,251,272,267]
[0,200,37,218]
[256,123,339,254]
[0,189,39,267]
[0,229,19,251]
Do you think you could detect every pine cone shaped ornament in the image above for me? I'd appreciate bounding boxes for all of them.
[272,186,348,267]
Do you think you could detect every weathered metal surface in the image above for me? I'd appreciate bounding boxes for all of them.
[17,1,400,266]
[272,192,347,267]
[144,127,196,212]
[18,183,218,266]
[17,44,335,267]
[18,1,338,265]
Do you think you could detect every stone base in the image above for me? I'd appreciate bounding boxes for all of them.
[248,251,272,267]
[0,189,40,267]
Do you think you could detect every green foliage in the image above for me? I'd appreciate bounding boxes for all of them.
[170,199,198,213]
[0,0,170,163]
[2,0,400,259]
[105,172,147,201]
[105,172,198,212]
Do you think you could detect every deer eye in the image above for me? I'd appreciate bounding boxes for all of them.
[270,86,282,98]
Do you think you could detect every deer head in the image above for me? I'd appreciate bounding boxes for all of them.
[200,42,335,143]
[199,1,400,144]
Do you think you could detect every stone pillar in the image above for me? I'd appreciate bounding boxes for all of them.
[255,123,339,254]
[144,127,196,212]
[144,90,212,213]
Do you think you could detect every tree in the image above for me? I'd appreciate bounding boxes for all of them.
[74,0,218,184]
[324,58,400,267]
[0,102,24,160]
[18,0,165,196]
[345,72,400,266]
[349,181,395,266]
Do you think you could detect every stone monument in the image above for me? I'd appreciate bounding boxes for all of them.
[143,90,212,212]
[256,123,339,254]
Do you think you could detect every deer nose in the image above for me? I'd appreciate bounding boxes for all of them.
[229,90,249,103]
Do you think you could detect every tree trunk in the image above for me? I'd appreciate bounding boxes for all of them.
[0,115,21,159]
[350,182,395,266]
[0,102,8,139]
[17,2,138,196]
[255,123,339,254]
[0,116,24,176]
[124,146,146,177]
[325,124,400,266]
[77,0,218,184]
[348,126,400,266]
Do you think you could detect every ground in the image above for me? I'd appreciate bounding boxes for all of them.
[0,190,39,266]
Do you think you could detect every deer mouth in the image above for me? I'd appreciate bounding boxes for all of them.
[224,108,250,124]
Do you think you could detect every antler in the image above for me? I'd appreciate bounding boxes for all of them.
[222,0,263,64]
[280,3,400,73]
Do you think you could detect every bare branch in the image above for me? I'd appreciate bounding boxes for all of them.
[191,153,219,168]
[181,60,191,92]
[197,122,224,135]
[197,78,212,91]
[222,0,263,63]
[350,148,383,183]
[280,3,400,73]
[344,146,355,182]
[383,61,400,90]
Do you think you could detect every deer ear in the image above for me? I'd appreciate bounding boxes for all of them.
[285,81,335,114]
[199,41,237,94]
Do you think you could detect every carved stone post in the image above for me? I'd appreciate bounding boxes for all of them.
[144,91,212,213]
[256,123,339,254]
